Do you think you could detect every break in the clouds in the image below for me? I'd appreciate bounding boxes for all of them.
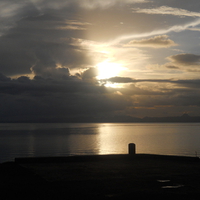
[1,0,200,121]
[125,35,177,48]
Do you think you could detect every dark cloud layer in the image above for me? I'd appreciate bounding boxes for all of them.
[0,72,200,121]
[0,73,133,122]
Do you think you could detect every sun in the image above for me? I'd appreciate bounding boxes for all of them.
[96,61,124,80]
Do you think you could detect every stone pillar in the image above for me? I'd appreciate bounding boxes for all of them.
[128,143,136,155]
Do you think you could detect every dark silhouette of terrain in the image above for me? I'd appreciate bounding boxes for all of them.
[141,113,199,123]
[1,154,200,200]
[52,113,200,123]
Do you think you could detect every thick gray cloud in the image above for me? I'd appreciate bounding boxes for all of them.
[0,11,94,77]
[0,73,133,121]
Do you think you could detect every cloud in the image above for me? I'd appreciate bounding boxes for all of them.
[0,73,11,81]
[0,73,132,121]
[0,10,94,77]
[104,76,168,83]
[81,67,98,80]
[111,17,200,45]
[105,76,175,83]
[132,6,200,18]
[162,53,200,71]
[1,0,200,120]
[167,53,200,65]
[57,20,91,30]
[165,65,180,69]
[0,1,25,18]
[1,72,200,121]
[104,76,200,89]
[0,0,152,79]
[30,0,147,11]
[76,0,148,9]
[187,28,200,32]
[125,35,177,48]
[104,77,134,83]
[111,77,200,117]
[0,0,40,35]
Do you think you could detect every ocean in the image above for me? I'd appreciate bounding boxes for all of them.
[0,123,200,163]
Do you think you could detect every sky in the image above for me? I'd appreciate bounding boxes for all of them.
[1,0,200,122]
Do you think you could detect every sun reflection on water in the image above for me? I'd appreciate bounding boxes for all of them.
[97,123,128,155]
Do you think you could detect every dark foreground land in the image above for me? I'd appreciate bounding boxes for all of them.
[1,154,200,199]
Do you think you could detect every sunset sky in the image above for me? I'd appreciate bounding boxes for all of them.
[1,0,200,122]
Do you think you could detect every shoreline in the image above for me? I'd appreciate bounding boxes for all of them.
[14,153,200,164]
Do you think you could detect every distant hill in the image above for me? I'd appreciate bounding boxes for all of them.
[140,114,200,123]
[89,114,200,123]
[68,114,200,123]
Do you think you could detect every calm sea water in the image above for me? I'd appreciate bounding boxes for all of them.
[0,123,200,163]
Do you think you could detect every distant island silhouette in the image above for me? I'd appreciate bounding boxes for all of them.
[138,113,199,123]
[83,113,200,123]
[1,113,200,123]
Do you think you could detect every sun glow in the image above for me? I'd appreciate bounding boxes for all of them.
[96,61,124,80]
